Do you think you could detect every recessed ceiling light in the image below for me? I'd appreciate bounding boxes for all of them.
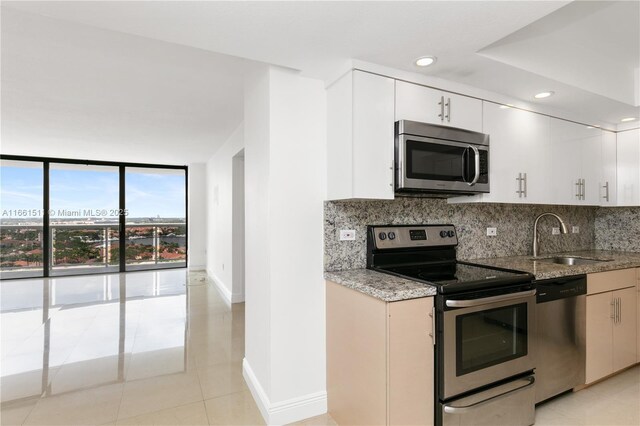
[415,56,437,67]
[621,117,636,122]
[534,91,554,99]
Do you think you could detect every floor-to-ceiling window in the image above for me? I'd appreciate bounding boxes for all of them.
[49,163,120,276]
[125,168,186,271]
[0,156,187,279]
[0,160,45,279]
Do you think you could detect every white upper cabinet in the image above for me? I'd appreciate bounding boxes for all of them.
[616,128,640,206]
[450,102,550,204]
[395,81,483,132]
[547,119,604,206]
[326,70,395,200]
[600,131,617,206]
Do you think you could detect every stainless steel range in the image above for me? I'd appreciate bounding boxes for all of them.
[367,224,536,426]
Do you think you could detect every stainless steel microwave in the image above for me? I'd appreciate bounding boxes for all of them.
[395,120,490,196]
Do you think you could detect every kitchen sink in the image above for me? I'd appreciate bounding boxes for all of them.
[535,256,612,266]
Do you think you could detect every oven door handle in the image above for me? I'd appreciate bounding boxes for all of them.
[445,289,536,308]
[443,376,535,414]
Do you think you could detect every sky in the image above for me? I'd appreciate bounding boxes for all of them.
[0,164,186,219]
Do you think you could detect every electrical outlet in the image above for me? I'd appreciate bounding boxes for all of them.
[552,227,560,235]
[572,226,580,234]
[340,230,356,241]
[486,227,497,236]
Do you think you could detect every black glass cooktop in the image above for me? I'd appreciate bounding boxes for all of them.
[377,262,532,293]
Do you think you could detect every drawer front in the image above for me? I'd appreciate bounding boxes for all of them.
[587,268,636,295]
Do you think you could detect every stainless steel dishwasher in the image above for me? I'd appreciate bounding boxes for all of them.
[535,275,587,404]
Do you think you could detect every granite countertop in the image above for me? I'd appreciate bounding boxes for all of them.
[324,269,437,302]
[470,250,640,280]
[325,250,640,301]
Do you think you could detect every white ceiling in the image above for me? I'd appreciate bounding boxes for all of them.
[2,1,639,163]
[1,7,248,165]
[479,1,640,107]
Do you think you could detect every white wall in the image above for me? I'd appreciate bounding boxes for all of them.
[205,123,245,302]
[243,63,273,411]
[242,65,327,425]
[187,163,207,270]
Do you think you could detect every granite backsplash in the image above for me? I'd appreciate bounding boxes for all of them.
[324,198,598,271]
[595,207,640,252]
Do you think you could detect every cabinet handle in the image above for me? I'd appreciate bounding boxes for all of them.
[438,96,445,122]
[390,159,394,188]
[575,180,581,199]
[446,97,451,122]
[429,307,436,346]
[602,182,609,202]
[617,297,621,324]
[611,299,616,320]
[516,173,527,198]
[582,179,586,200]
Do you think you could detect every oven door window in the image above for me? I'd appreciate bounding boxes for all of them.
[456,303,528,376]
[406,140,475,182]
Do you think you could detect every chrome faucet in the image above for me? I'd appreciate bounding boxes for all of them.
[533,213,568,257]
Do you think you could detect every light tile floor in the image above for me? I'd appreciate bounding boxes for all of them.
[0,270,262,425]
[1,270,638,425]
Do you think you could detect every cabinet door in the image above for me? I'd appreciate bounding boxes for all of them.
[600,131,617,206]
[616,129,640,206]
[480,103,550,203]
[395,81,482,132]
[388,297,434,426]
[352,71,395,199]
[445,92,483,132]
[613,287,637,371]
[549,119,584,205]
[395,81,445,124]
[327,70,395,201]
[585,292,614,383]
[581,130,603,205]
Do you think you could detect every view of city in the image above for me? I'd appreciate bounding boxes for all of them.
[0,160,187,277]
[0,218,186,272]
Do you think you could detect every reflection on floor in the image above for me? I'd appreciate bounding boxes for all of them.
[535,365,640,426]
[2,270,638,425]
[1,270,262,425]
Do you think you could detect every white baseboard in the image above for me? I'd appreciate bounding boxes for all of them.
[189,264,206,271]
[243,358,327,425]
[207,269,232,305]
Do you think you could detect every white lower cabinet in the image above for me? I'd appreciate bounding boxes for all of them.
[585,269,638,384]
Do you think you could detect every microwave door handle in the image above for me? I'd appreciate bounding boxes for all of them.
[461,147,470,183]
[468,145,480,186]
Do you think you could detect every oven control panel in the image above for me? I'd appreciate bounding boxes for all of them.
[371,225,458,249]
